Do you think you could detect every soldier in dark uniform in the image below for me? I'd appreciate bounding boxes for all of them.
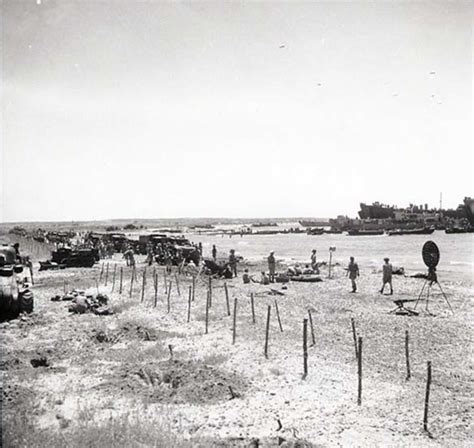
[229,249,237,278]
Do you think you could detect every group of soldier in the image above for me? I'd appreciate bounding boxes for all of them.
[347,256,393,294]
[212,244,393,295]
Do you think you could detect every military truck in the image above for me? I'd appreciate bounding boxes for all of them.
[0,244,34,321]
[51,247,97,267]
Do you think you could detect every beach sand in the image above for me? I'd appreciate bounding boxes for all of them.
[2,255,472,447]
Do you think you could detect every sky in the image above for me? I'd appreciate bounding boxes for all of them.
[1,0,472,222]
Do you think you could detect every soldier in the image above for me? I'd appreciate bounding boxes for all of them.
[128,248,136,268]
[242,269,251,284]
[267,251,276,283]
[347,256,359,293]
[123,246,131,266]
[146,242,154,266]
[229,249,237,278]
[380,257,393,295]
[212,244,217,261]
[310,249,319,273]
[260,271,270,285]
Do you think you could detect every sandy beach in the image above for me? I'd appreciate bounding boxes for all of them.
[2,249,472,447]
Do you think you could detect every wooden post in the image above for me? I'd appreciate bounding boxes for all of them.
[357,337,362,405]
[105,263,109,286]
[167,281,172,313]
[423,361,432,432]
[264,305,271,358]
[208,276,212,308]
[119,267,123,294]
[99,262,104,283]
[308,309,315,346]
[405,330,411,381]
[192,275,196,301]
[250,293,255,324]
[141,269,146,302]
[224,282,230,316]
[187,285,192,322]
[154,272,158,307]
[351,318,358,358]
[232,298,237,345]
[111,264,117,292]
[164,271,168,294]
[29,264,34,286]
[328,251,333,278]
[274,300,283,332]
[205,290,209,334]
[174,273,181,296]
[228,386,236,400]
[129,267,134,298]
[303,318,308,379]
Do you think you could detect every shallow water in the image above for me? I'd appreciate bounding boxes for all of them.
[189,230,474,284]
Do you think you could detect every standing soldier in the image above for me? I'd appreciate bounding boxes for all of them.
[212,244,217,262]
[267,251,276,283]
[128,248,136,268]
[310,249,319,273]
[380,257,393,295]
[123,246,131,266]
[347,256,359,293]
[229,249,238,278]
[146,242,154,266]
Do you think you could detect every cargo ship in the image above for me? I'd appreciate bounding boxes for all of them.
[358,203,396,219]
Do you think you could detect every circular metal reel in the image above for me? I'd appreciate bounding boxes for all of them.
[422,241,440,269]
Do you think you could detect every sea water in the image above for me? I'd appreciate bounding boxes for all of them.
[190,230,474,284]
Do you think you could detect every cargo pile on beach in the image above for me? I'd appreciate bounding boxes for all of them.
[1,253,472,447]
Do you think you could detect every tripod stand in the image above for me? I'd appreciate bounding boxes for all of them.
[414,267,454,315]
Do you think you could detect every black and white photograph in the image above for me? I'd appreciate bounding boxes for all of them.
[1,1,473,446]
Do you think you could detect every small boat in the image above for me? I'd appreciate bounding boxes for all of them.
[299,220,330,227]
[347,229,384,236]
[324,229,343,234]
[306,228,325,235]
[290,275,323,283]
[445,227,474,234]
[387,228,435,236]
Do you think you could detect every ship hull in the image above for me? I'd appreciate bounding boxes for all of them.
[387,228,435,236]
[358,203,395,220]
[347,229,384,236]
